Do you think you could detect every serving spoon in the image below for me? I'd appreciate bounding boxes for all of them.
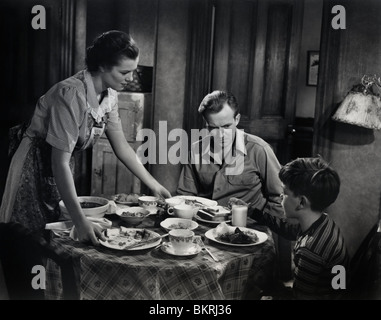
[141,211,158,220]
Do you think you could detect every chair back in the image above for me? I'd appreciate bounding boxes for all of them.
[345,223,381,299]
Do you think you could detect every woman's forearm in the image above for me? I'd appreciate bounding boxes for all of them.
[106,130,161,191]
[51,148,87,225]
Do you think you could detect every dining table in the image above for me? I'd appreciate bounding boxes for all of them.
[44,201,277,300]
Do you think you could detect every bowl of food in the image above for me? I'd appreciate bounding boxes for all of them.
[160,218,198,232]
[112,193,142,205]
[115,207,152,227]
[59,196,110,219]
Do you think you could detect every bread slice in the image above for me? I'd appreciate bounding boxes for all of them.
[197,206,231,222]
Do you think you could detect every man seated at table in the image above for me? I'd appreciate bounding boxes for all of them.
[176,90,283,218]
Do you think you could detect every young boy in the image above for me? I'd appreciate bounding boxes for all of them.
[250,157,349,300]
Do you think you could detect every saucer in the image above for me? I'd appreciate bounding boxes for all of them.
[161,242,201,257]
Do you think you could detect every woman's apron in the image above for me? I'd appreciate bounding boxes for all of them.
[4,113,106,232]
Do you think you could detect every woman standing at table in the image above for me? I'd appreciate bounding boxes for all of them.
[0,30,171,245]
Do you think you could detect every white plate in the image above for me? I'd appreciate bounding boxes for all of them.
[99,227,161,251]
[205,227,268,247]
[161,242,201,257]
[194,213,231,225]
[172,195,218,208]
[160,218,199,231]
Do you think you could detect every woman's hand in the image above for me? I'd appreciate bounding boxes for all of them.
[151,184,172,200]
[74,217,106,245]
[51,147,106,246]
[227,197,249,208]
[106,131,173,200]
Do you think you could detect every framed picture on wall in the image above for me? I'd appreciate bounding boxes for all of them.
[307,51,319,86]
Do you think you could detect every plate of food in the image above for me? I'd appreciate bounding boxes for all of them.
[172,195,218,208]
[205,222,268,247]
[195,206,231,225]
[112,193,142,205]
[99,226,162,251]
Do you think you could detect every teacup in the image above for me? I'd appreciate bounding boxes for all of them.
[167,204,197,219]
[169,229,195,254]
[138,196,158,210]
[165,197,184,208]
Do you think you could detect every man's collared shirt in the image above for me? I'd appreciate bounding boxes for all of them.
[177,129,283,217]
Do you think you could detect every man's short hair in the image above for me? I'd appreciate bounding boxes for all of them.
[198,90,240,117]
[279,157,340,212]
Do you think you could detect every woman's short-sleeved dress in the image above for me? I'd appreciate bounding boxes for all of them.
[0,70,123,231]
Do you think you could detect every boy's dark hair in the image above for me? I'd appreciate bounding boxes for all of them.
[279,157,340,212]
[198,90,240,118]
[86,30,139,72]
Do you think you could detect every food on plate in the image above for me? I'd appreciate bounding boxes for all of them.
[160,218,198,232]
[184,199,205,208]
[104,227,151,248]
[197,206,231,222]
[203,207,219,214]
[214,222,258,244]
[114,193,142,203]
[121,210,147,217]
[167,222,193,229]
[218,228,258,244]
[198,210,226,222]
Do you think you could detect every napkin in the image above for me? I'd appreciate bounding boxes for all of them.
[107,200,117,214]
[45,220,74,233]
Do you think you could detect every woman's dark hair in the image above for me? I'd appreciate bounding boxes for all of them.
[198,90,240,118]
[279,157,341,212]
[86,30,139,72]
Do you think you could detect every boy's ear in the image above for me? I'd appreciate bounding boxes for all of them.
[297,195,309,210]
[99,65,109,73]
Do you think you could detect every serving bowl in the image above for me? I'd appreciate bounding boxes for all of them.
[59,196,110,219]
[115,207,152,227]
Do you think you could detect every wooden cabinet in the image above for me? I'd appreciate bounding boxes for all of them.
[91,92,151,196]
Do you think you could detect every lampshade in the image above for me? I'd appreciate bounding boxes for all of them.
[332,75,381,130]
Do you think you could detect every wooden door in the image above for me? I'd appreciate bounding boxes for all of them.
[91,92,151,197]
[211,0,304,280]
[212,0,304,165]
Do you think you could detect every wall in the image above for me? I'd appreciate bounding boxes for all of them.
[314,0,381,258]
[150,0,190,195]
[295,0,323,118]
[86,0,157,67]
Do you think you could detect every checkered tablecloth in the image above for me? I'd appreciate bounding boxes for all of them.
[45,217,276,300]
